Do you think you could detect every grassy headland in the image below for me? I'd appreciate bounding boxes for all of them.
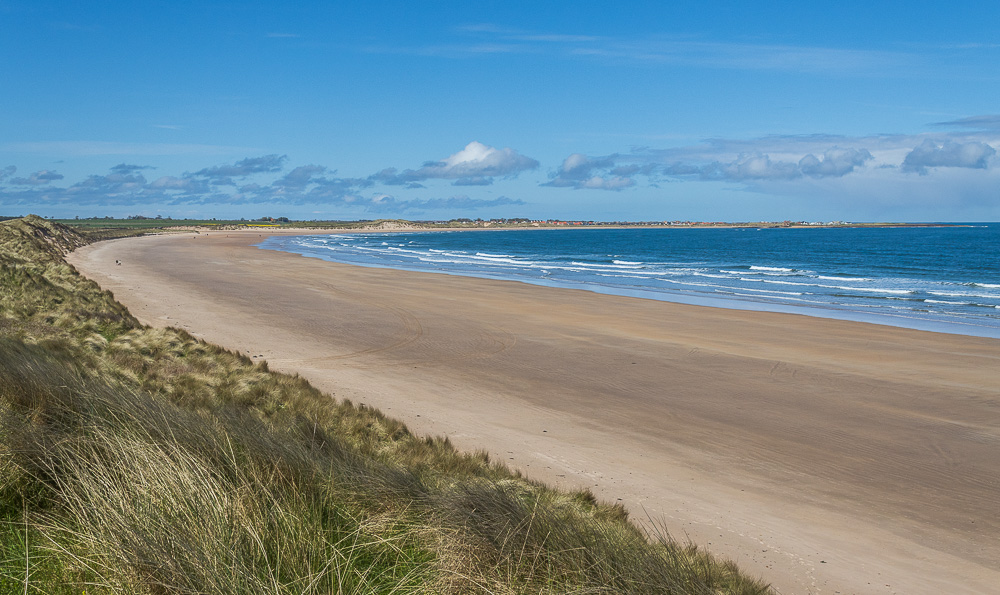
[0,215,771,594]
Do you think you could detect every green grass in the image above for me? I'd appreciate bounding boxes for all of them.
[0,215,772,594]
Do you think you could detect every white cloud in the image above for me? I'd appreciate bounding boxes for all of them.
[650,124,998,183]
[580,176,634,190]
[538,118,999,220]
[148,176,209,193]
[4,116,999,221]
[901,139,996,174]
[798,148,873,178]
[370,141,538,186]
[544,153,611,186]
[544,153,650,190]
[192,155,288,182]
[9,170,65,185]
[273,165,328,189]
[0,165,17,183]
[743,162,1000,221]
[68,172,148,197]
[718,153,799,181]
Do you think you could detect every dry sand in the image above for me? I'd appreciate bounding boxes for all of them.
[69,229,1000,594]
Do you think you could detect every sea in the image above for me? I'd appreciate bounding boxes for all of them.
[258,225,1000,339]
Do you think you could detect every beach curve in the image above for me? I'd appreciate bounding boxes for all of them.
[68,229,1000,595]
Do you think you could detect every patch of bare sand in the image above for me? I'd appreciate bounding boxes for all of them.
[69,230,1000,594]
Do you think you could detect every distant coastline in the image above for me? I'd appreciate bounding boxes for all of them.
[32,214,985,237]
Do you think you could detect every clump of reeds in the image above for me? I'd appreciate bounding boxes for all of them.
[0,338,435,594]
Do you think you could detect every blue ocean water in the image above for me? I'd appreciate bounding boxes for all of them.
[258,225,1000,338]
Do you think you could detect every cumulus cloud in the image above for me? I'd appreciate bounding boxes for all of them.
[716,153,799,181]
[4,117,997,220]
[148,176,210,194]
[370,141,538,186]
[0,168,168,207]
[0,159,365,209]
[551,154,615,182]
[227,163,372,205]
[901,139,996,174]
[242,173,369,204]
[192,154,288,183]
[731,158,1000,221]
[659,147,873,182]
[69,171,149,197]
[798,148,873,178]
[545,146,872,189]
[580,175,635,190]
[9,170,65,185]
[272,165,328,190]
[543,153,652,190]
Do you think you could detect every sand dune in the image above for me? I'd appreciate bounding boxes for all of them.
[69,230,1000,595]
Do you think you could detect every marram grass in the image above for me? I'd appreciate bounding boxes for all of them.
[0,216,772,594]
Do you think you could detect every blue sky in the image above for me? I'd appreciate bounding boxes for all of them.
[2,1,999,222]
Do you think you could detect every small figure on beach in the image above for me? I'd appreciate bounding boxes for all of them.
[115,259,121,266]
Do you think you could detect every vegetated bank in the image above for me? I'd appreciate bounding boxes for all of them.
[0,215,772,594]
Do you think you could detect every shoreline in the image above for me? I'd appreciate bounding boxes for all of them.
[256,228,1000,340]
[69,229,1000,595]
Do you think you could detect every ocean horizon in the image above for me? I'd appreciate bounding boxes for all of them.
[258,225,1000,339]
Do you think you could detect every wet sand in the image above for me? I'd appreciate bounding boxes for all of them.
[69,230,1000,594]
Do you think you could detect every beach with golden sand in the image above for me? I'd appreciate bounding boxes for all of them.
[70,229,1000,594]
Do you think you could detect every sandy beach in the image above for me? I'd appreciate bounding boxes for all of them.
[69,229,1000,595]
